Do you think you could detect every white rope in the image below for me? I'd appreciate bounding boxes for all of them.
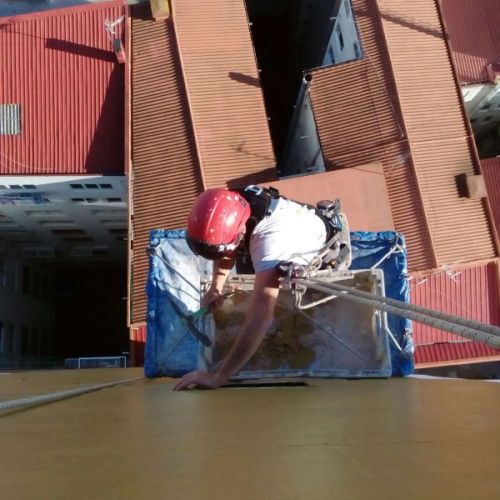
[298,278,500,349]
[104,15,125,41]
[370,243,405,270]
[0,376,143,412]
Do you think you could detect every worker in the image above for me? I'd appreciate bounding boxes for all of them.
[173,185,341,390]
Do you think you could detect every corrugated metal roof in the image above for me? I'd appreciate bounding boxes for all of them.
[411,261,500,365]
[439,0,500,84]
[415,342,500,366]
[129,0,277,323]
[309,1,436,272]
[379,0,496,266]
[0,1,125,175]
[308,0,497,272]
[129,3,203,324]
[481,157,500,239]
[171,0,276,189]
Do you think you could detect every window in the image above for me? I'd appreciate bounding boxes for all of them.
[32,327,39,356]
[70,184,84,189]
[0,255,6,287]
[51,229,86,235]
[328,46,335,65]
[353,42,361,59]
[481,104,491,110]
[0,104,21,135]
[22,266,30,294]
[5,324,14,355]
[33,269,40,299]
[336,25,344,51]
[21,326,29,355]
[344,0,351,17]
[41,274,49,301]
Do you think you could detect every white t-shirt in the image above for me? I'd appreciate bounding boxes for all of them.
[249,197,327,273]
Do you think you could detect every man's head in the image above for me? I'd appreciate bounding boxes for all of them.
[186,188,251,260]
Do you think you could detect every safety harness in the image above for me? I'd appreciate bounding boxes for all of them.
[238,185,351,270]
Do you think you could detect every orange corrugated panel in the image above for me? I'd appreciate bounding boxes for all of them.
[312,0,497,270]
[130,3,203,323]
[0,1,125,174]
[309,0,436,272]
[482,157,500,238]
[378,0,467,142]
[171,0,276,189]
[439,0,500,84]
[378,0,497,266]
[410,140,496,265]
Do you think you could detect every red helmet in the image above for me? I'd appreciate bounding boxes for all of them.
[186,188,251,260]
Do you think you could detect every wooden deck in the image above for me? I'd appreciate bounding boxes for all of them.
[1,369,500,499]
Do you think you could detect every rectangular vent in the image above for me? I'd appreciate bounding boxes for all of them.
[25,210,65,217]
[91,209,126,217]
[51,229,86,236]
[70,246,93,257]
[109,228,127,235]
[39,221,76,227]
[0,104,21,135]
[62,236,94,242]
[22,247,55,258]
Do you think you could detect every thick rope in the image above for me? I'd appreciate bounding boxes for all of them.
[297,279,500,349]
[0,377,144,412]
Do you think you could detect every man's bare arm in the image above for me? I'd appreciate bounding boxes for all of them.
[202,254,236,307]
[173,268,280,390]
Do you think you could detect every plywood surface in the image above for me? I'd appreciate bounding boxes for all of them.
[1,372,500,499]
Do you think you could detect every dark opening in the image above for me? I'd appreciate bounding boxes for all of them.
[245,0,336,170]
[222,380,309,388]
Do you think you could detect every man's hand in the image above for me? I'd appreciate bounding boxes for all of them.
[173,370,223,391]
[201,288,225,309]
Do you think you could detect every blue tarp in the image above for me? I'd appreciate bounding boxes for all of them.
[145,229,414,378]
[350,232,414,376]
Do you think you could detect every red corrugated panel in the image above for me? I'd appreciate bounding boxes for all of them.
[481,157,500,239]
[439,0,500,84]
[411,261,500,364]
[0,1,125,174]
[171,0,276,189]
[129,323,146,367]
[415,342,500,366]
[129,4,203,324]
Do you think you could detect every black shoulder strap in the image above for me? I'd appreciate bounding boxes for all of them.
[239,185,280,222]
[238,185,280,252]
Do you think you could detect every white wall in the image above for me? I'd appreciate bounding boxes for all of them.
[281,0,362,177]
[0,0,142,17]
[462,83,500,137]
[321,0,361,67]
[0,247,55,357]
